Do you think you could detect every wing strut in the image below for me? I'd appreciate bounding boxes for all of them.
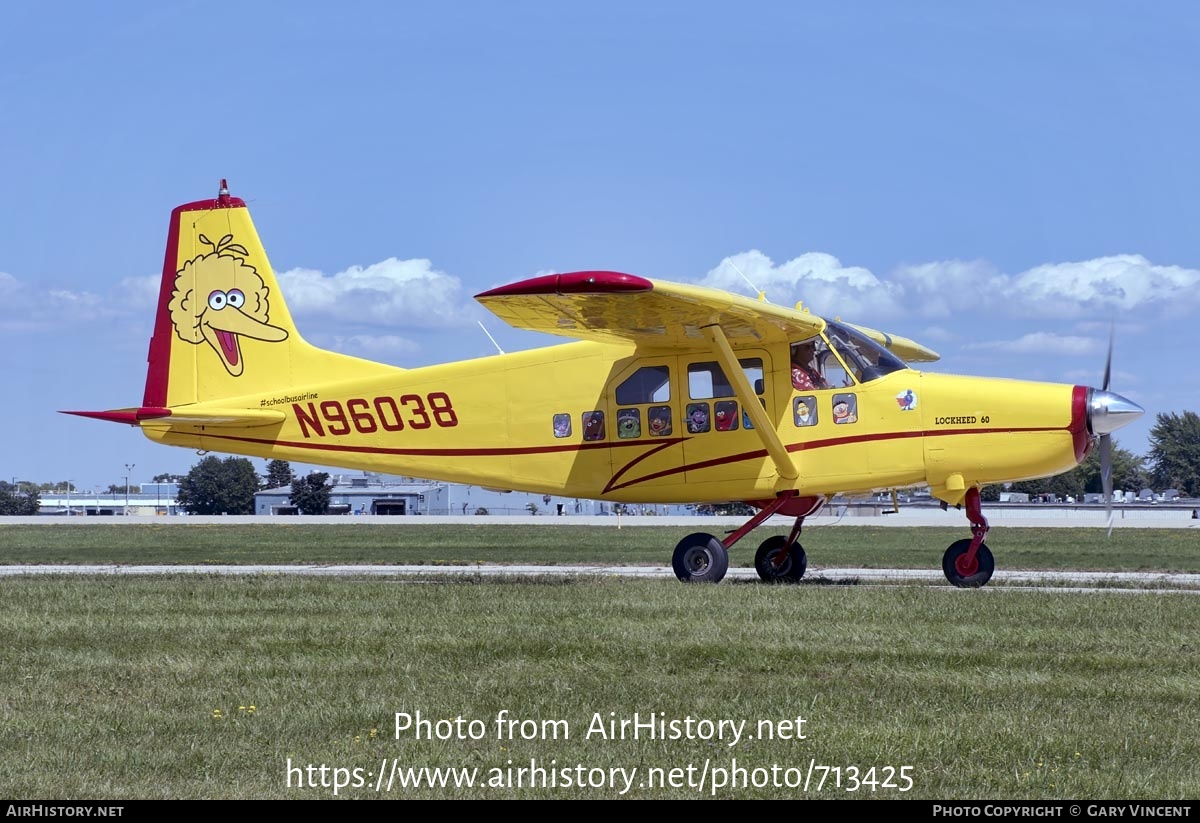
[702,323,798,482]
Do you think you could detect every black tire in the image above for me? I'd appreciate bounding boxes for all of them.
[754,535,807,583]
[942,539,995,588]
[672,532,729,583]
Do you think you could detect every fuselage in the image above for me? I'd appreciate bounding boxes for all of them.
[142,336,1088,505]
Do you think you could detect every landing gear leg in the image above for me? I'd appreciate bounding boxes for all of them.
[941,486,995,588]
[670,493,823,584]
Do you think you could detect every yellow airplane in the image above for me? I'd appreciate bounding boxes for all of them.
[66,182,1144,587]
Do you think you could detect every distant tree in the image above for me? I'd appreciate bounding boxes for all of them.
[1010,471,1084,501]
[979,485,1001,502]
[290,472,332,515]
[152,473,185,483]
[264,459,296,490]
[1010,438,1147,501]
[1145,411,1200,497]
[525,502,539,515]
[37,481,75,493]
[177,456,259,515]
[1076,441,1148,495]
[0,481,40,516]
[104,483,141,495]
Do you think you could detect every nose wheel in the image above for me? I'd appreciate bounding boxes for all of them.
[942,539,994,588]
[941,487,995,587]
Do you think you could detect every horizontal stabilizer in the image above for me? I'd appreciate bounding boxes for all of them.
[61,407,286,428]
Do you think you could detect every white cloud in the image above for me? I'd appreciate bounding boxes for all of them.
[698,250,903,320]
[918,325,959,343]
[1063,368,1138,386]
[0,272,126,333]
[696,251,1200,325]
[277,257,475,330]
[116,275,160,308]
[965,332,1103,356]
[891,260,1005,318]
[328,334,422,356]
[1010,255,1200,317]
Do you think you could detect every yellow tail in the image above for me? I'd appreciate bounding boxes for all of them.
[143,181,393,409]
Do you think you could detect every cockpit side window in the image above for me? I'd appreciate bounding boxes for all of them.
[821,322,907,385]
[790,336,832,391]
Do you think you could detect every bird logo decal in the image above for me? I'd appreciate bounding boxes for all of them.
[895,389,918,411]
[167,233,288,376]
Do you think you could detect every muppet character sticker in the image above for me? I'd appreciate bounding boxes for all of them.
[832,393,858,425]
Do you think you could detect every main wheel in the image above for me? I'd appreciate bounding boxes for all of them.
[942,539,995,588]
[672,532,729,583]
[754,535,807,583]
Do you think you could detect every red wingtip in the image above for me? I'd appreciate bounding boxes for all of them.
[61,408,172,425]
[475,271,653,299]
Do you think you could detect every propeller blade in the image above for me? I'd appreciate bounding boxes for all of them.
[1102,323,1113,392]
[1100,433,1114,537]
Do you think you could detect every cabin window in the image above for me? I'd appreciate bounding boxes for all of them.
[793,396,817,427]
[648,405,672,436]
[832,393,858,425]
[582,410,606,440]
[714,400,739,431]
[617,408,641,438]
[687,358,764,400]
[743,397,765,430]
[616,366,671,405]
[552,413,572,438]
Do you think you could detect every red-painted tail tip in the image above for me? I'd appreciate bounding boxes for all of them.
[61,408,172,425]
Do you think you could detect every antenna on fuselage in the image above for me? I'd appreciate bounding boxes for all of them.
[478,321,506,355]
[725,259,770,303]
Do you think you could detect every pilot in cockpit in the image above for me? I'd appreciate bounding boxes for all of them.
[790,339,829,391]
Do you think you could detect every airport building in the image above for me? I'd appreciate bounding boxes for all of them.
[35,476,683,517]
[253,475,682,516]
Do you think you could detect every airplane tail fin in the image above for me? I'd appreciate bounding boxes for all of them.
[69,181,394,425]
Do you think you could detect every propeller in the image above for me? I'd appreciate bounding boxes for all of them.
[1101,326,1114,537]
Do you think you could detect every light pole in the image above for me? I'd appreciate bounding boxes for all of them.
[124,463,135,516]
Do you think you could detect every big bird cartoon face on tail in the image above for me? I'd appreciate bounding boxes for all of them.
[167,233,288,376]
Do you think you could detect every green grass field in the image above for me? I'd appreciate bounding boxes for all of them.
[0,523,1196,572]
[1,525,1198,799]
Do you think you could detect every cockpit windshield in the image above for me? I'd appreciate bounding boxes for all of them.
[822,321,908,385]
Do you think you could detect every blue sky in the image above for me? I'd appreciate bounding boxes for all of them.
[2,2,1197,492]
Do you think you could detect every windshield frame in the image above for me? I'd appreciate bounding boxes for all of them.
[821,321,909,385]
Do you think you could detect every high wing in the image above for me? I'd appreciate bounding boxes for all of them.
[475,271,939,362]
[475,271,824,353]
[846,323,940,363]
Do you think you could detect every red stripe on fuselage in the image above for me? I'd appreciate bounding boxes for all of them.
[189,424,1070,493]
